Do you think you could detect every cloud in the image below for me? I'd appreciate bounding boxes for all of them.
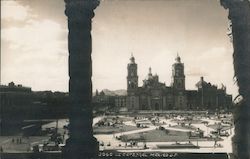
[2,19,66,54]
[1,0,238,97]
[186,67,206,77]
[1,2,68,91]
[1,1,34,21]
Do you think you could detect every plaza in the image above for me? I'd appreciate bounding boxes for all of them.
[0,112,234,154]
[94,112,234,153]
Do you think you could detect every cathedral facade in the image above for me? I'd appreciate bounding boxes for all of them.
[115,55,232,111]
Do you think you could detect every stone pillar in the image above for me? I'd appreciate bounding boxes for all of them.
[63,0,99,158]
[220,0,250,159]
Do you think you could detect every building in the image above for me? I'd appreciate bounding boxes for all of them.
[0,82,33,135]
[92,90,115,108]
[0,82,69,135]
[115,55,232,112]
[0,82,34,119]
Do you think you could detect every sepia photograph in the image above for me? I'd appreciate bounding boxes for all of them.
[1,0,250,158]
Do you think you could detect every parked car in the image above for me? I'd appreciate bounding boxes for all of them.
[220,131,229,137]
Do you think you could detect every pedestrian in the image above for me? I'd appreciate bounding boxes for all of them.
[0,146,3,152]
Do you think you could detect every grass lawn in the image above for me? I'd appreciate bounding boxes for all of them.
[93,125,141,134]
[121,130,189,142]
[171,119,203,124]
[116,116,135,122]
[120,129,205,142]
[102,116,133,122]
[171,125,197,131]
[208,124,231,131]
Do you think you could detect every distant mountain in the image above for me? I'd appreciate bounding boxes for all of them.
[113,89,127,96]
[102,89,127,96]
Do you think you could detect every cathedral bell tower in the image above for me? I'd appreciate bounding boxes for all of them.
[127,54,138,95]
[172,54,185,90]
[172,54,186,110]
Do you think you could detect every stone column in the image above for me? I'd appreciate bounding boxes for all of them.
[220,0,250,159]
[63,0,99,158]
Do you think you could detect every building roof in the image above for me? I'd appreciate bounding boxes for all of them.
[0,82,32,93]
[175,53,181,63]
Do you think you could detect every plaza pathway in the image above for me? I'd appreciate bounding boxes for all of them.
[94,116,233,153]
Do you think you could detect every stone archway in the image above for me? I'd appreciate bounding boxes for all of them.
[63,0,250,158]
[221,1,250,159]
[63,0,99,158]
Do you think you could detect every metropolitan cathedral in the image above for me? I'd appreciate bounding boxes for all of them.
[115,54,232,111]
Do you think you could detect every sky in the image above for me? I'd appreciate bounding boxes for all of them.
[1,0,238,98]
